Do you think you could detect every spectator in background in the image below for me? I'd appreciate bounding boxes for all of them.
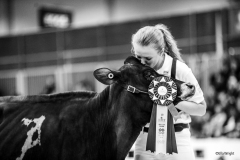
[203,103,227,137]
[40,76,56,94]
[192,54,240,138]
[235,96,240,138]
[222,106,237,137]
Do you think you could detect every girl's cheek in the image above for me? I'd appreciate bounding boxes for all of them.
[146,61,153,66]
[151,61,157,68]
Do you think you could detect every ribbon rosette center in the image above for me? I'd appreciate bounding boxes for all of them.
[158,86,167,95]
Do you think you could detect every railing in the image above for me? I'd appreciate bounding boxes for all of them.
[0,51,221,96]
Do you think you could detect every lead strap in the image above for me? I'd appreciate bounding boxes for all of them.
[168,58,181,120]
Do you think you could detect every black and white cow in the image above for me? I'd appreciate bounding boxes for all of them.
[0,56,193,160]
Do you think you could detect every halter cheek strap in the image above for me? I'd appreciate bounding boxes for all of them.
[125,85,148,94]
[116,81,149,94]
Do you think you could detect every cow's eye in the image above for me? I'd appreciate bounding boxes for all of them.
[108,73,114,79]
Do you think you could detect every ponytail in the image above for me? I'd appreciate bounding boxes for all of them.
[132,24,184,62]
[155,24,184,62]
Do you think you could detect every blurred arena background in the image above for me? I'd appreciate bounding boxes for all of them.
[1,0,240,160]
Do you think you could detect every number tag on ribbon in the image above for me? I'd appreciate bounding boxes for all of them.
[156,106,168,154]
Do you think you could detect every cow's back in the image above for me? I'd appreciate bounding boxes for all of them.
[0,91,102,160]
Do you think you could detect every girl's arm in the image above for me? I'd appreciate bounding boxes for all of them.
[175,100,207,116]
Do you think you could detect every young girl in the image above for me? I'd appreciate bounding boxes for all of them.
[131,24,206,160]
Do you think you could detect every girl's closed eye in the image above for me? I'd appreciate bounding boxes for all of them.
[136,56,142,60]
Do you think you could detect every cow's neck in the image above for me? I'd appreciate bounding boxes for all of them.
[108,84,152,160]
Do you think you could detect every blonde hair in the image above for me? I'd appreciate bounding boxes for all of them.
[131,24,184,62]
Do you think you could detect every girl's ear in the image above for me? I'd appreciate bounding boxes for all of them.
[93,68,121,85]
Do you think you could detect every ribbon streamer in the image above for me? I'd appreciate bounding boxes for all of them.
[146,105,178,154]
[146,104,157,152]
[167,108,177,154]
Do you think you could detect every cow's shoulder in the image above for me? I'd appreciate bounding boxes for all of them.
[0,91,97,104]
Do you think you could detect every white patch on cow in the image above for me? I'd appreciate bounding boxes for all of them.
[16,115,46,160]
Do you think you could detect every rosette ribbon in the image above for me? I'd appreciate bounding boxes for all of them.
[146,76,179,155]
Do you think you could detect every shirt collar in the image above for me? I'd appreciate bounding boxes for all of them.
[157,53,173,76]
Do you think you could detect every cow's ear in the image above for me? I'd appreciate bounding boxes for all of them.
[124,56,141,65]
[94,68,121,85]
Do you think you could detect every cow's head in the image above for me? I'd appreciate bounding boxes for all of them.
[94,56,159,96]
[94,56,196,105]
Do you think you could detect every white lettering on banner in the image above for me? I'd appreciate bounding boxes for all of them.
[44,13,69,28]
[16,115,46,160]
[156,106,168,154]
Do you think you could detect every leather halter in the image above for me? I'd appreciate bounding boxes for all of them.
[115,81,149,94]
[124,85,149,94]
